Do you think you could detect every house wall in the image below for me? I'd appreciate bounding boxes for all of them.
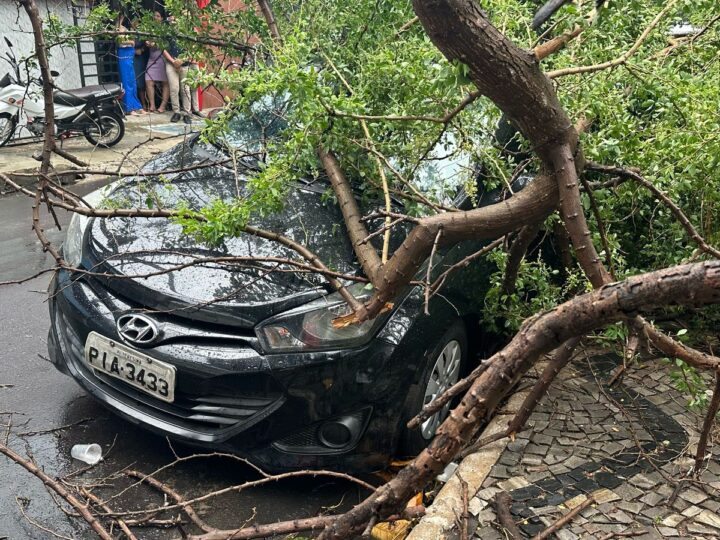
[198,0,258,110]
[0,0,89,91]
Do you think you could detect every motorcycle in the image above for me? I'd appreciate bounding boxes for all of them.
[0,37,126,148]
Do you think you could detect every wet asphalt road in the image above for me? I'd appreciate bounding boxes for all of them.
[0,182,362,539]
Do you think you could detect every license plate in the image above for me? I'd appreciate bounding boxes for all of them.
[84,332,176,403]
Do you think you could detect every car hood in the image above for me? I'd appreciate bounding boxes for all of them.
[85,141,360,328]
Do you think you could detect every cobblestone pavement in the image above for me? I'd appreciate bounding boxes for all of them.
[468,353,720,539]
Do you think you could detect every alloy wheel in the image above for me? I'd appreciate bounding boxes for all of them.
[420,339,462,439]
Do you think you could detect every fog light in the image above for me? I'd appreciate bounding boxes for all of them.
[272,408,371,454]
[319,422,352,448]
[319,414,363,449]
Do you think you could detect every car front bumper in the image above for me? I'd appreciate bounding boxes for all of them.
[47,270,408,472]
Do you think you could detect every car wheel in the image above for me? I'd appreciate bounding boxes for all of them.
[84,112,125,148]
[399,321,468,456]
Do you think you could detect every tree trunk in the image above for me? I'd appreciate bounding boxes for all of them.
[351,0,583,323]
[320,261,720,538]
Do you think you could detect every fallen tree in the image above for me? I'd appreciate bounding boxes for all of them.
[3,0,720,538]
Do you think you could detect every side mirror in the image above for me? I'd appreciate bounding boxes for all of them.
[51,70,60,77]
[4,37,12,48]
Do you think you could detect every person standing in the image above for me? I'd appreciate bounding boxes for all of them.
[163,16,201,124]
[133,37,149,110]
[116,15,144,116]
[144,11,169,113]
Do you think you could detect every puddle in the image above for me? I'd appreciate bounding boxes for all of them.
[143,123,203,136]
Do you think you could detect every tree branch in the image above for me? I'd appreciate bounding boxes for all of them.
[328,90,480,124]
[547,0,679,79]
[534,24,582,60]
[188,507,424,540]
[256,0,282,42]
[502,222,542,296]
[459,337,580,459]
[532,496,595,539]
[693,373,720,475]
[580,174,616,279]
[586,162,720,259]
[124,470,215,533]
[0,441,113,540]
[494,491,523,539]
[318,149,383,286]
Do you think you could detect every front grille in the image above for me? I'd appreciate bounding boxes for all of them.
[56,310,284,435]
[93,371,280,430]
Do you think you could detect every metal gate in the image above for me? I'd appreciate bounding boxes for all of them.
[72,2,119,87]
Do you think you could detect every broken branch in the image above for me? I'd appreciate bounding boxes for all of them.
[531,496,595,540]
[0,441,113,540]
[125,469,216,533]
[586,162,720,260]
[693,372,720,475]
[188,506,425,540]
[494,491,523,539]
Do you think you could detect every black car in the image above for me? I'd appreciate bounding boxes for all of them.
[47,104,511,472]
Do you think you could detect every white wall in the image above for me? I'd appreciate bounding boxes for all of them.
[0,0,91,91]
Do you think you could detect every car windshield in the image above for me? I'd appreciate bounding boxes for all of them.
[217,94,289,156]
[408,132,473,207]
[214,93,474,208]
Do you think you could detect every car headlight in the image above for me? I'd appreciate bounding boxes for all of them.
[63,182,121,268]
[256,282,385,353]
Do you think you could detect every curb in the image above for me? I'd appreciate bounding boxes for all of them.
[407,388,531,540]
[1,167,83,194]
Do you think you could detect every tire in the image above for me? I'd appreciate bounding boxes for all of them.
[398,320,468,456]
[83,112,125,148]
[0,113,17,147]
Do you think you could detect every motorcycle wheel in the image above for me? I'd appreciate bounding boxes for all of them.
[83,112,125,148]
[0,113,17,147]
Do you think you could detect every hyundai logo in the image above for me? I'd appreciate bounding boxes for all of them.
[116,314,159,345]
